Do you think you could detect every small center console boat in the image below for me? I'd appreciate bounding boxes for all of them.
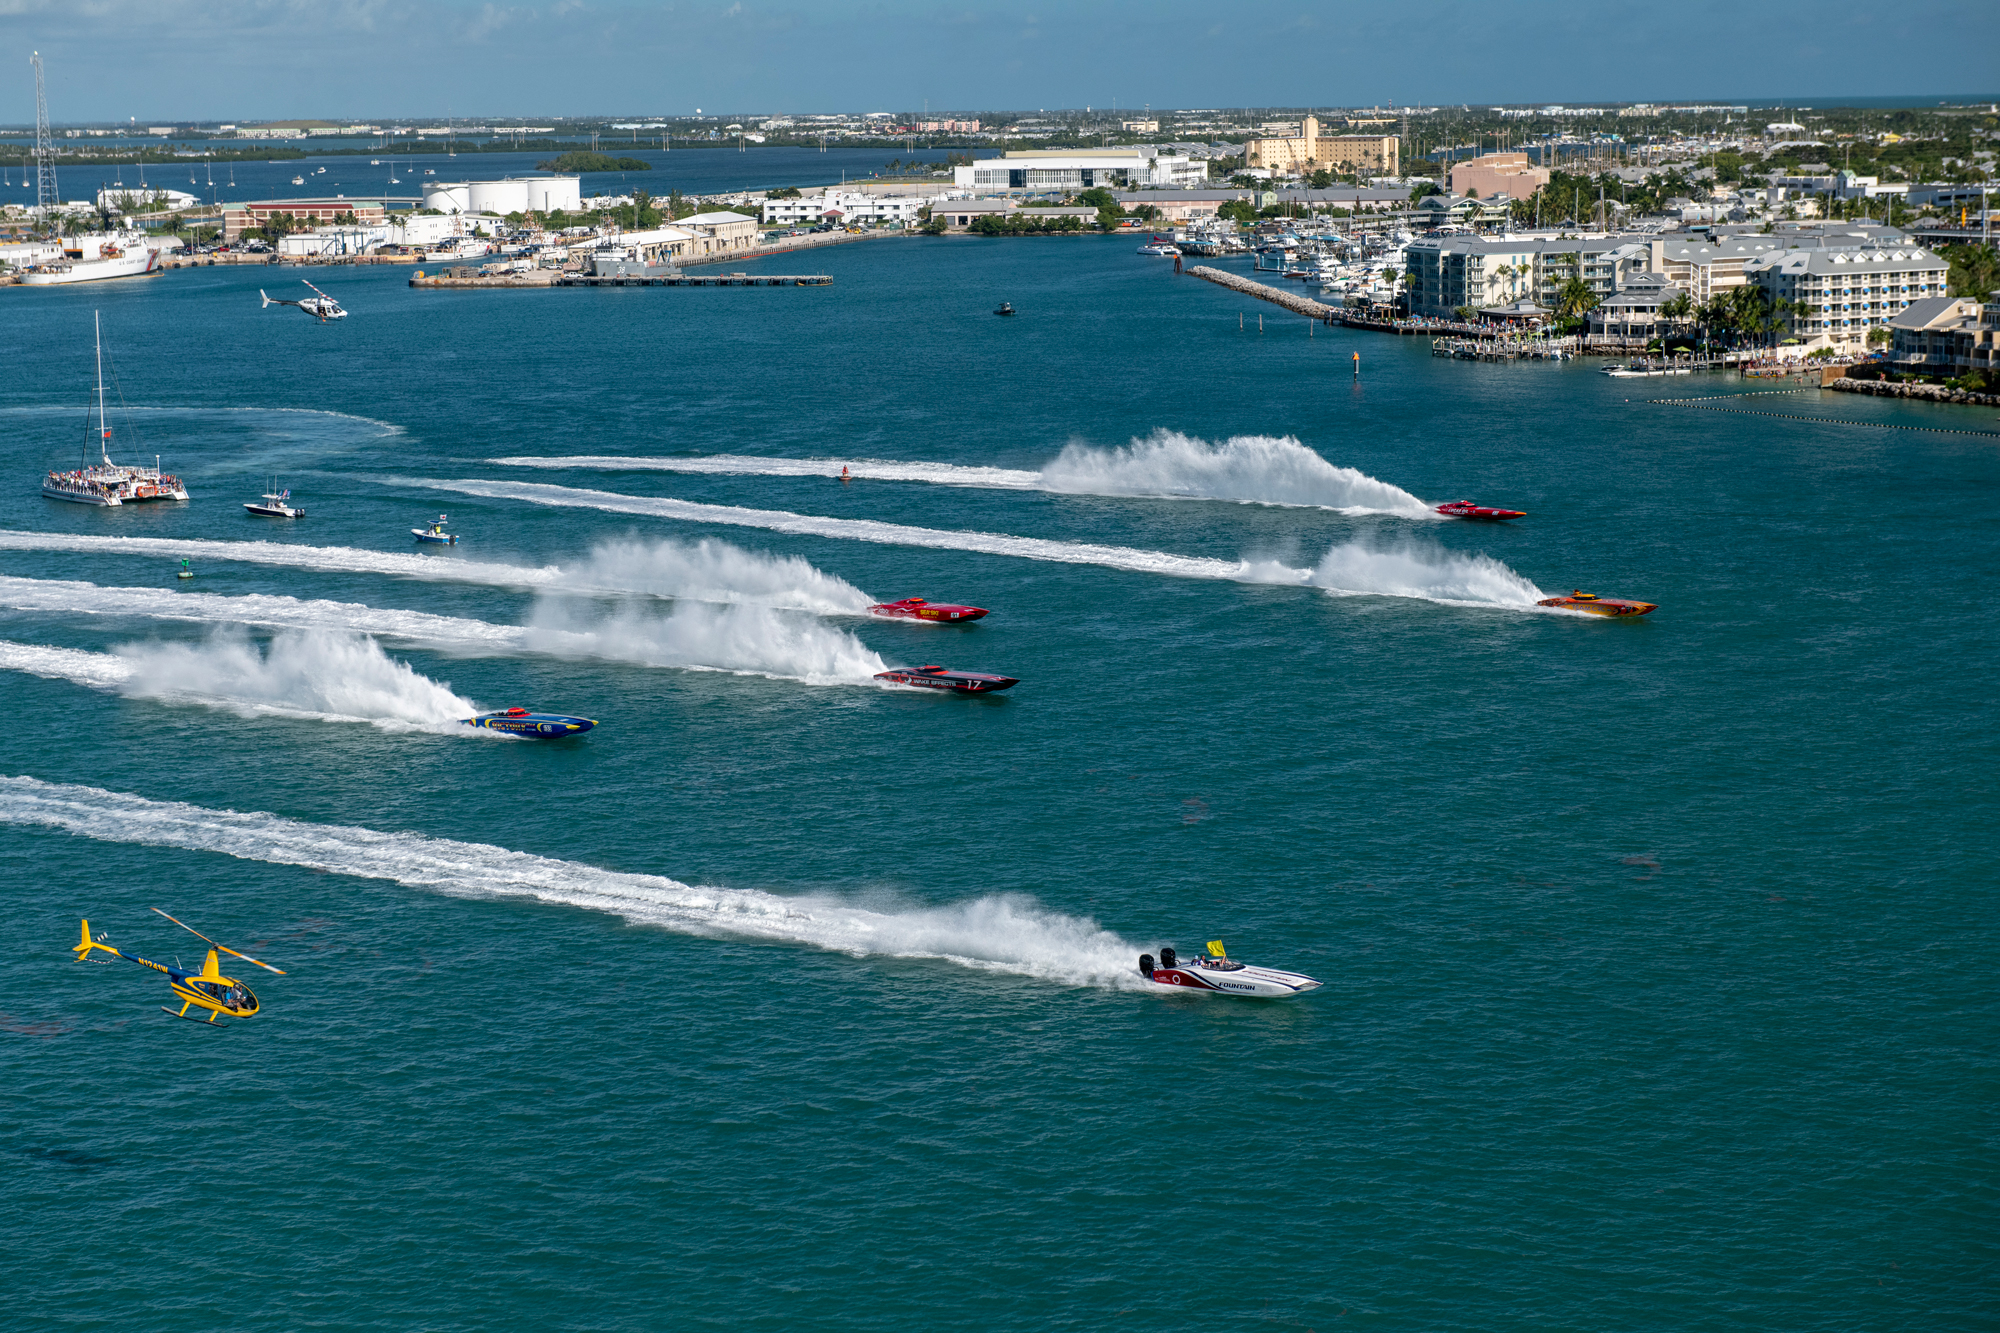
[414,515,459,545]
[245,483,304,519]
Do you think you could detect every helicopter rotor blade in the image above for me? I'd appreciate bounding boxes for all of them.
[151,908,286,974]
[214,944,285,976]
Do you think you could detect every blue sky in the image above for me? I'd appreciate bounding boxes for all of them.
[8,0,1996,123]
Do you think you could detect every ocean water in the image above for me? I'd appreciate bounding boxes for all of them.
[2,238,1994,1330]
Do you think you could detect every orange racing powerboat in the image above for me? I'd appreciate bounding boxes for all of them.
[1536,591,1657,617]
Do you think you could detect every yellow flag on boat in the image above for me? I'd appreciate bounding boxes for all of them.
[1206,940,1227,957]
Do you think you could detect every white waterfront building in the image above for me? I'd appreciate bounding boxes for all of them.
[760,189,945,227]
[421,176,582,216]
[1746,244,1951,350]
[952,149,1208,193]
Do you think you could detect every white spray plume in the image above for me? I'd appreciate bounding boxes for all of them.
[522,597,887,684]
[569,536,872,614]
[0,531,869,613]
[406,479,1551,611]
[0,776,1151,991]
[488,431,1432,516]
[0,576,886,685]
[0,632,480,732]
[1303,540,1549,607]
[1039,431,1433,515]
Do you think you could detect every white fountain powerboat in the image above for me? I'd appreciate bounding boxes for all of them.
[1139,943,1322,998]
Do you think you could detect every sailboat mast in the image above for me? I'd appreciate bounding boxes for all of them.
[95,310,109,464]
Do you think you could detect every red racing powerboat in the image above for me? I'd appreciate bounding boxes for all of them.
[867,597,988,623]
[874,665,1017,693]
[1536,591,1657,617]
[1436,500,1526,520]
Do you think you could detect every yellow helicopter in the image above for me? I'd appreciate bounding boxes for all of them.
[74,909,285,1025]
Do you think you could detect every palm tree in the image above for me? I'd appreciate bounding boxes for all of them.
[1555,273,1598,321]
[1659,291,1693,339]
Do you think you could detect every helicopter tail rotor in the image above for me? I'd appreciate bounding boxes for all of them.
[260,290,272,308]
[73,918,116,963]
[150,908,287,975]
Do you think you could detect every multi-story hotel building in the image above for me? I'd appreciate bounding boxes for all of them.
[1746,244,1952,349]
[1242,117,1398,176]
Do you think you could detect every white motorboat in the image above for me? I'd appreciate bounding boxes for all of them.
[413,514,459,545]
[1602,364,1693,378]
[291,175,305,185]
[1139,943,1321,998]
[42,313,189,507]
[17,234,161,286]
[244,482,304,518]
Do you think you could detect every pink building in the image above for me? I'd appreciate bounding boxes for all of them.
[1448,153,1550,202]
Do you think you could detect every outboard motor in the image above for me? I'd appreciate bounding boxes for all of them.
[1159,947,1177,971]
[1139,953,1155,978]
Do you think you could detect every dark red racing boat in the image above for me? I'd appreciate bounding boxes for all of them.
[867,597,988,623]
[1436,500,1526,520]
[874,664,1018,693]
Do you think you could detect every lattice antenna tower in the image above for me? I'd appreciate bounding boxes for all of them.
[32,52,60,220]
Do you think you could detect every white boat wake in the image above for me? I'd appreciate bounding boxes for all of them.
[401,479,1549,609]
[0,531,873,616]
[0,576,889,685]
[490,429,1437,517]
[0,775,1151,990]
[0,631,484,732]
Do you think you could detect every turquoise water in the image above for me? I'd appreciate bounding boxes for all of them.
[3,239,1994,1329]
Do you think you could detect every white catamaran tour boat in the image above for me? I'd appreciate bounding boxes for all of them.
[41,313,189,507]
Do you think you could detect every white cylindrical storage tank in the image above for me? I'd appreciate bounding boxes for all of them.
[512,175,582,214]
[422,182,471,213]
[467,179,528,215]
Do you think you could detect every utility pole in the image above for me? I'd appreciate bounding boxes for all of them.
[31,51,58,228]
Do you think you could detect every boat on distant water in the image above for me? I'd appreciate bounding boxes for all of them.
[291,175,305,185]
[17,233,161,286]
[41,313,189,507]
[413,515,459,545]
[1602,363,1692,378]
[245,481,304,519]
[1137,236,1180,256]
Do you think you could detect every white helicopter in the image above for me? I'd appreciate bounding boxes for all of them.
[260,280,347,322]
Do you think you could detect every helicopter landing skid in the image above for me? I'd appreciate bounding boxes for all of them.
[160,1006,228,1027]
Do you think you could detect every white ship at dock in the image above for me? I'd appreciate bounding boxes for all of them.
[17,232,163,286]
[42,313,188,507]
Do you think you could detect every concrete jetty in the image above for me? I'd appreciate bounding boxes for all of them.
[1185,265,1335,320]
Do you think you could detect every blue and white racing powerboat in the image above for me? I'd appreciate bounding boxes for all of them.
[461,707,597,738]
[413,514,459,545]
